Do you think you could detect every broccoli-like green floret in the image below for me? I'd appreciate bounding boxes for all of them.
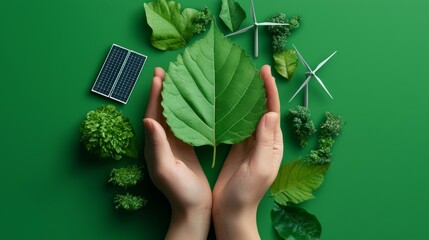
[289,16,302,29]
[192,7,212,34]
[304,112,343,165]
[305,137,334,164]
[109,165,143,188]
[80,105,137,160]
[267,13,302,53]
[114,193,147,211]
[288,106,316,147]
[320,112,342,138]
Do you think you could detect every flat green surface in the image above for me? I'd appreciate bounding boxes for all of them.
[1,0,429,239]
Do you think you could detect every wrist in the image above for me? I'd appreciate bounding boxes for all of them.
[165,206,211,240]
[212,205,260,240]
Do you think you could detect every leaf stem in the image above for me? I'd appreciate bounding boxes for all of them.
[211,145,217,168]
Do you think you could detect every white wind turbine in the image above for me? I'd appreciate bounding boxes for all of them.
[289,45,337,108]
[226,0,289,57]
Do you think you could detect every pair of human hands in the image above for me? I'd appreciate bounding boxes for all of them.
[143,65,283,240]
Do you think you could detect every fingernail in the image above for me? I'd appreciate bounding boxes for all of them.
[143,118,150,128]
[143,118,154,139]
[265,113,277,131]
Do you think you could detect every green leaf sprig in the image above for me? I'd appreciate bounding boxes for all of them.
[267,13,302,53]
[305,112,343,165]
[114,193,147,211]
[80,105,137,160]
[288,106,317,147]
[144,0,212,50]
[192,6,212,34]
[109,165,143,188]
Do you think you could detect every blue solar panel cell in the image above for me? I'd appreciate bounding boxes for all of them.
[92,45,128,96]
[110,52,146,103]
[91,44,147,104]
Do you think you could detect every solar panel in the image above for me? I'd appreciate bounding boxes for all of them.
[91,44,147,104]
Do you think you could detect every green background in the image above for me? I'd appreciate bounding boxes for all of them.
[1,0,428,239]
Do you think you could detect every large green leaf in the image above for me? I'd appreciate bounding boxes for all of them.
[272,204,322,240]
[273,49,298,80]
[144,0,200,50]
[161,23,266,165]
[219,0,246,32]
[271,159,329,205]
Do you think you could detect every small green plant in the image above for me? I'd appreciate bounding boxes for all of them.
[304,112,343,164]
[80,105,137,160]
[114,193,147,211]
[144,0,212,50]
[288,106,316,147]
[192,7,212,34]
[109,165,143,188]
[267,13,302,53]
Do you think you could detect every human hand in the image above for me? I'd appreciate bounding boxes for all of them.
[143,67,212,240]
[212,65,283,240]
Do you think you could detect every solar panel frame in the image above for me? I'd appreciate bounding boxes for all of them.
[91,44,147,104]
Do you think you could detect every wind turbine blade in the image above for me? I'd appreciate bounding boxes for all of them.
[314,74,333,99]
[258,22,289,26]
[251,0,257,23]
[314,51,337,73]
[225,25,254,37]
[293,45,312,72]
[289,75,312,103]
[254,27,259,57]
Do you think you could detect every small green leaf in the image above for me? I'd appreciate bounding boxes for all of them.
[219,0,246,32]
[271,159,329,205]
[162,23,266,167]
[273,49,298,80]
[144,0,207,50]
[272,204,322,240]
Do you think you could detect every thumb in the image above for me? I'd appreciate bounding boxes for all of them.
[252,112,279,166]
[143,118,175,171]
